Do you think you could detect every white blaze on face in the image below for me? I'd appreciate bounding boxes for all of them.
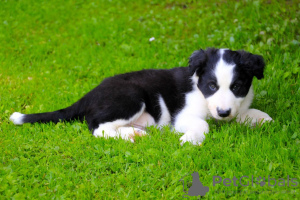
[206,50,243,120]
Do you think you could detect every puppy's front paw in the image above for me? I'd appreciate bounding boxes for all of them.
[180,131,206,146]
[253,116,273,127]
[237,109,273,127]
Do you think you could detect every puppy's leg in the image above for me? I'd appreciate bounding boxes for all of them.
[91,103,148,142]
[93,125,147,142]
[174,116,209,145]
[237,108,273,126]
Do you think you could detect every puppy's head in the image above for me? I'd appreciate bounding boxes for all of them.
[189,48,265,120]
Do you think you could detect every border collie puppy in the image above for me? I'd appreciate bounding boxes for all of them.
[10,48,273,145]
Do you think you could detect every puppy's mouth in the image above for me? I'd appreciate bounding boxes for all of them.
[209,112,235,121]
[217,116,234,121]
[214,116,234,121]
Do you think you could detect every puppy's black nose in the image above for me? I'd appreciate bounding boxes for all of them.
[217,108,231,117]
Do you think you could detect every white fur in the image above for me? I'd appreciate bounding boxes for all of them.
[174,74,209,145]
[157,95,171,126]
[237,85,254,115]
[10,112,25,125]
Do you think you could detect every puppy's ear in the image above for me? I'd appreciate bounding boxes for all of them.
[189,49,207,76]
[237,51,265,80]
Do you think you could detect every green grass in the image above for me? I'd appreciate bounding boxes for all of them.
[0,0,299,199]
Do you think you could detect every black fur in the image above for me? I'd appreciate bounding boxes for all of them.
[23,68,193,132]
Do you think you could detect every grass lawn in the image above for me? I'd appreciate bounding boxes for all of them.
[1,0,299,199]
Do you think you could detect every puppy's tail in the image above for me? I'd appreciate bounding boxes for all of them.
[10,101,84,125]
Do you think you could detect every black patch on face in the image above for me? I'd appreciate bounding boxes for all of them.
[189,48,222,98]
[223,49,265,97]
[230,69,253,97]
[197,70,219,98]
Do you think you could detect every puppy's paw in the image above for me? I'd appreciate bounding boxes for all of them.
[117,127,147,143]
[253,116,273,127]
[237,109,273,127]
[180,131,205,146]
[93,127,147,143]
[128,128,147,143]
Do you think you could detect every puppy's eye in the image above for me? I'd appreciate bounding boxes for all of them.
[232,84,241,91]
[209,83,217,91]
